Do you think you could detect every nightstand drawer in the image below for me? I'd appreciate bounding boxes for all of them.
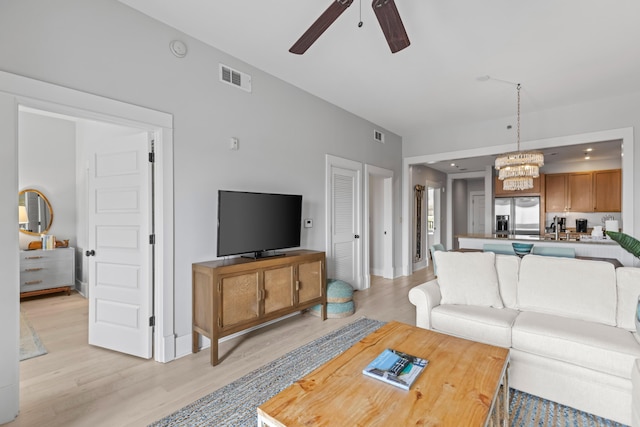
[19,248,75,295]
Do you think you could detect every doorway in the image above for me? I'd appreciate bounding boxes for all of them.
[2,70,175,364]
[364,164,394,287]
[19,107,155,359]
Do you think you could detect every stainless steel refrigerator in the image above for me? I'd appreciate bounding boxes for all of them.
[494,197,540,235]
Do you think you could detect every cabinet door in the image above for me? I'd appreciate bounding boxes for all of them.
[219,272,260,329]
[263,265,295,315]
[567,172,593,212]
[297,259,324,305]
[593,169,621,212]
[545,174,567,212]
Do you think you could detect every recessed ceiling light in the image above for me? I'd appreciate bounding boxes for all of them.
[586,148,593,152]
[450,163,456,167]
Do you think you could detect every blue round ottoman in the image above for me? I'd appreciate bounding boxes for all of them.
[309,278,355,318]
[326,279,354,303]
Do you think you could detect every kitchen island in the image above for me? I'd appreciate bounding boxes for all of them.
[456,234,631,266]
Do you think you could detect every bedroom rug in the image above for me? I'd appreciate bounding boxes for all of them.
[20,310,47,361]
[149,318,628,427]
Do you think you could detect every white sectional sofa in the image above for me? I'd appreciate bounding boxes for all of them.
[408,252,640,426]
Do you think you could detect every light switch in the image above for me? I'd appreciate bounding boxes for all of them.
[230,137,239,151]
[304,219,313,228]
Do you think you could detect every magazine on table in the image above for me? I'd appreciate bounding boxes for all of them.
[362,348,428,390]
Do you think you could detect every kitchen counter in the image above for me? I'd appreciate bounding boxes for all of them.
[457,233,618,245]
[457,234,630,266]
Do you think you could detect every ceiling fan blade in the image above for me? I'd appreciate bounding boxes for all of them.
[290,0,354,55]
[372,0,410,53]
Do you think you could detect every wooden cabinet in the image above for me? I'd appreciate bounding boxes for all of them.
[20,247,75,298]
[545,169,621,213]
[545,172,593,212]
[545,174,567,212]
[494,175,542,197]
[593,169,621,212]
[192,250,326,366]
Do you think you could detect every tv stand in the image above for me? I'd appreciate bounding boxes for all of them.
[192,250,326,366]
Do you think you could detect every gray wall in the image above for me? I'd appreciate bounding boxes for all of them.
[0,1,404,408]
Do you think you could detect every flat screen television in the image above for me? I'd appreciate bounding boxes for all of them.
[217,190,303,259]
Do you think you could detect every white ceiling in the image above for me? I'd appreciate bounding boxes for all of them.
[119,0,640,139]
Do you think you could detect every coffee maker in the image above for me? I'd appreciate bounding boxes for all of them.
[576,218,588,233]
[558,217,567,232]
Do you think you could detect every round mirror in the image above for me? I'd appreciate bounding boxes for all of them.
[19,189,54,236]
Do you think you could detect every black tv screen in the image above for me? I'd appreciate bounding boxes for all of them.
[217,190,303,258]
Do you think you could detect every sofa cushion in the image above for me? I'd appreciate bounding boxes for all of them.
[512,311,640,379]
[431,305,519,348]
[434,251,504,308]
[517,255,617,325]
[615,267,640,331]
[495,254,520,309]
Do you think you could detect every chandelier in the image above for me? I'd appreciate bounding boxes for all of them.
[494,84,544,191]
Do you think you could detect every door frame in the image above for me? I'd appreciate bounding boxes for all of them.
[325,154,363,289]
[364,164,394,286]
[0,70,175,363]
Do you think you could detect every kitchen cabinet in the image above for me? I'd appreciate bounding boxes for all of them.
[545,172,593,212]
[494,175,542,197]
[593,169,621,212]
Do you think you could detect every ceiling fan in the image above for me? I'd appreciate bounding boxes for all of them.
[289,0,410,55]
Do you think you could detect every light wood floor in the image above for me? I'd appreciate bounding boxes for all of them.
[11,266,433,427]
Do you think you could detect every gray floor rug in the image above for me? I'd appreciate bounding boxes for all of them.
[20,310,47,361]
[150,318,628,427]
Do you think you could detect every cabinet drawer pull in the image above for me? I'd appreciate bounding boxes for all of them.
[24,280,43,285]
[25,256,43,260]
[25,268,44,272]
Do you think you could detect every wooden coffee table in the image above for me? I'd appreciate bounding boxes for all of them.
[258,321,509,426]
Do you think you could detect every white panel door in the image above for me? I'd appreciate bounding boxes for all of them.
[87,131,152,359]
[329,164,362,289]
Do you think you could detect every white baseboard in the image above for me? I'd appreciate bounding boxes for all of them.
[76,280,88,297]
[175,311,302,359]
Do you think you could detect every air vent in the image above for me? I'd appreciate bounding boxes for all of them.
[219,64,252,92]
[373,129,385,143]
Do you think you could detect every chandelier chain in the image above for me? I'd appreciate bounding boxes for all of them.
[517,83,521,151]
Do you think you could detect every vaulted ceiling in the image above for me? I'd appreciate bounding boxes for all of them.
[119,1,640,140]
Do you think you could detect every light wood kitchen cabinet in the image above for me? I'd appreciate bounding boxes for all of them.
[192,250,326,366]
[593,169,621,212]
[545,174,568,212]
[545,169,621,213]
[567,172,593,212]
[545,172,593,212]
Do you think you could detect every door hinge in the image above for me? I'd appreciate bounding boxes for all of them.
[149,152,155,163]
[149,316,155,327]
[149,234,155,244]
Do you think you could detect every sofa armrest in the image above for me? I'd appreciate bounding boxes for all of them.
[408,279,442,330]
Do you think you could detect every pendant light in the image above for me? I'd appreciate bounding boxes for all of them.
[494,84,544,190]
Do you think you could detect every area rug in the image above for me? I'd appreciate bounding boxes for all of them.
[20,310,47,361]
[149,318,628,427]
